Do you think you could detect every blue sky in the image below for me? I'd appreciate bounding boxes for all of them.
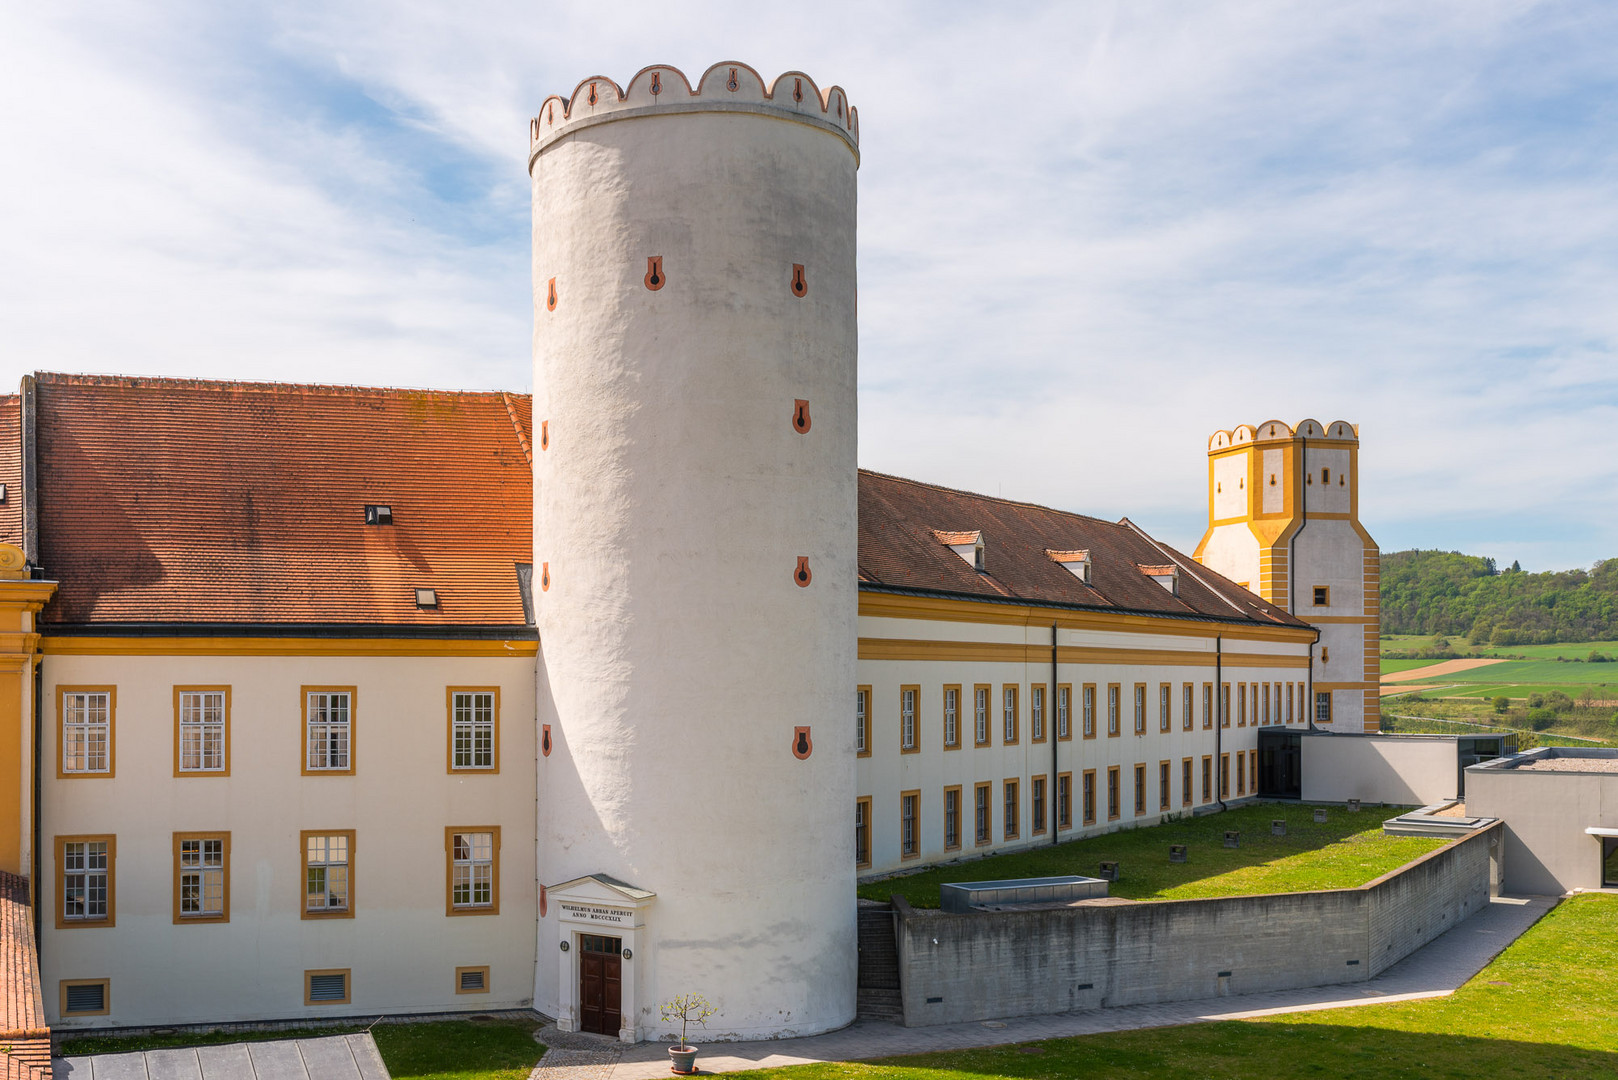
[4,1,1617,570]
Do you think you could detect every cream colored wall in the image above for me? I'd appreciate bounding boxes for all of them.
[856,612,1314,876]
[1260,448,1284,515]
[1300,735,1456,805]
[39,652,536,1028]
[1198,526,1260,591]
[1212,453,1249,520]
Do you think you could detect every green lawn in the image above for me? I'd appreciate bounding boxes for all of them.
[860,805,1442,909]
[730,894,1618,1080]
[1426,659,1618,685]
[59,1019,546,1080]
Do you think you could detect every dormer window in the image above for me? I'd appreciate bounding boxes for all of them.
[933,530,984,572]
[365,505,393,526]
[1046,549,1092,584]
[1137,564,1179,596]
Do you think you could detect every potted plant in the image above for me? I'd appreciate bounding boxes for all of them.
[662,993,717,1074]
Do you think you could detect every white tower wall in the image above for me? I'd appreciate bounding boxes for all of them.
[529,63,859,1040]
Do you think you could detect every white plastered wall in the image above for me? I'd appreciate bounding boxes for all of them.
[532,93,858,1040]
[39,652,537,1027]
[855,611,1315,875]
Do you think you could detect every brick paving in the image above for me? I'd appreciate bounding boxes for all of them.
[566,893,1556,1080]
[1,872,50,1080]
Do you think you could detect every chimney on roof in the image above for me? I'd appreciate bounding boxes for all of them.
[933,530,984,572]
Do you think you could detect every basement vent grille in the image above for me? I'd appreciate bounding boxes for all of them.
[307,972,349,1003]
[64,982,106,1014]
[460,969,486,992]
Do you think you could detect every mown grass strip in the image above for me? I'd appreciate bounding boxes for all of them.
[730,895,1618,1080]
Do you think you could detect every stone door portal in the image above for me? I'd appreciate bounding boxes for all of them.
[579,934,623,1035]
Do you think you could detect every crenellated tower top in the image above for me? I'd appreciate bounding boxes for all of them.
[528,62,859,172]
[1207,419,1359,454]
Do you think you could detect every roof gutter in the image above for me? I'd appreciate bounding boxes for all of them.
[856,583,1309,633]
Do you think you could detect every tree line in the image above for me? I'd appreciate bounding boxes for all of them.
[1379,549,1618,645]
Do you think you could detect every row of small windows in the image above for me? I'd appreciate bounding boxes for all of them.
[854,750,1264,867]
[57,965,492,1018]
[57,687,501,778]
[55,828,501,928]
[856,681,1325,753]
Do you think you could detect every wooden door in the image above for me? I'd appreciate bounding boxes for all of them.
[579,935,622,1035]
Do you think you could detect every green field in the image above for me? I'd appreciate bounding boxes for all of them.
[1381,634,1618,660]
[1380,657,1441,674]
[732,894,1618,1080]
[1421,681,1616,701]
[860,805,1438,909]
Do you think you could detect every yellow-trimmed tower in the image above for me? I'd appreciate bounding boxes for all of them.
[1193,420,1379,731]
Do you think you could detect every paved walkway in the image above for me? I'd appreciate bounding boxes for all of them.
[55,1034,390,1080]
[531,893,1556,1080]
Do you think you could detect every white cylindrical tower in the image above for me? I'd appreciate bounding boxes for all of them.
[530,63,859,1040]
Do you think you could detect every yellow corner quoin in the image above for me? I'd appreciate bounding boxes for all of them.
[0,546,59,875]
[40,636,539,657]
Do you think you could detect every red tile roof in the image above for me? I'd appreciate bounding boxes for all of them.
[0,872,48,1080]
[33,375,533,629]
[858,470,1307,627]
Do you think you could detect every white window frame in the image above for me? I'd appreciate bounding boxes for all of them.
[451,831,495,910]
[944,688,959,747]
[1084,685,1096,737]
[901,688,917,750]
[305,833,351,915]
[62,840,109,922]
[178,689,227,773]
[1003,686,1016,742]
[1057,686,1070,739]
[855,689,868,754]
[177,836,226,919]
[61,691,111,775]
[305,690,352,772]
[451,690,496,770]
[974,688,988,744]
[1031,686,1045,741]
[1159,684,1171,733]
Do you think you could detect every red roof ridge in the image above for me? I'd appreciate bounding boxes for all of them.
[30,371,527,403]
[501,392,533,465]
[859,469,1119,527]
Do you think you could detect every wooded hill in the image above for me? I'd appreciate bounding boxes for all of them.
[1380,550,1618,644]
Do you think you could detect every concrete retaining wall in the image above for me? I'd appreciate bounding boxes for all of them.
[894,823,1498,1026]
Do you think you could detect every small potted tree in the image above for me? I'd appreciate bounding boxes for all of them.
[662,993,717,1074]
